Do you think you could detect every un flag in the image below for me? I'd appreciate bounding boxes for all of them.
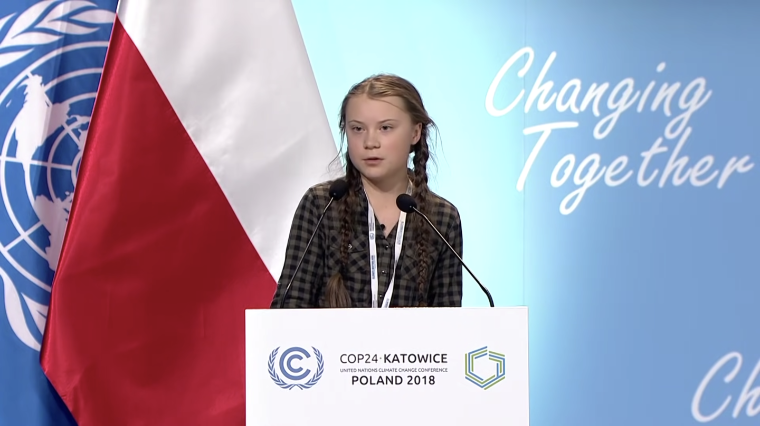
[0,1,117,424]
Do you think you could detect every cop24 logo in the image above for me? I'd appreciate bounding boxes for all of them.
[465,346,506,390]
[268,346,324,390]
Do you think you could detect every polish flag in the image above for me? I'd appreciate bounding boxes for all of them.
[39,0,338,424]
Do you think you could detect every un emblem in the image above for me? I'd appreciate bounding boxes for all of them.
[0,1,114,351]
[465,346,506,390]
[268,346,324,390]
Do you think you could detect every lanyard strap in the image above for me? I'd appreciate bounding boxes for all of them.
[366,182,412,308]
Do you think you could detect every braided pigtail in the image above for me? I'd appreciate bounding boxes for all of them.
[411,138,432,306]
[324,156,360,308]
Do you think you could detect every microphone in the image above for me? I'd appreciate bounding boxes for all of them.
[277,179,349,308]
[396,194,495,308]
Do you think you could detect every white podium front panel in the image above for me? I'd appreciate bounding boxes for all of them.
[245,307,528,426]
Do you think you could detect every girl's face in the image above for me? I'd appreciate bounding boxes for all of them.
[345,94,421,187]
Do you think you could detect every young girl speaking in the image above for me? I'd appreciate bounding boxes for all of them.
[270,74,463,309]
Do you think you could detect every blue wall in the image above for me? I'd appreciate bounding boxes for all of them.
[292,1,760,425]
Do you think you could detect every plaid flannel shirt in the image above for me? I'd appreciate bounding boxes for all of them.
[270,180,463,308]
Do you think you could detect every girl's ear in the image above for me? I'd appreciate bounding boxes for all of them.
[411,123,422,145]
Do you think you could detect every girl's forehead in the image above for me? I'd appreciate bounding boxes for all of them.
[346,95,408,121]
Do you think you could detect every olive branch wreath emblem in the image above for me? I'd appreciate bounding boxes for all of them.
[268,347,324,390]
[0,0,115,70]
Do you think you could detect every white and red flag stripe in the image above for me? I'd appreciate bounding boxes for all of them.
[40,0,337,424]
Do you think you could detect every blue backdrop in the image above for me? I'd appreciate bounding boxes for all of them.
[291,1,760,425]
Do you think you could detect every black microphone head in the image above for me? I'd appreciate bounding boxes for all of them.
[328,179,349,200]
[396,194,417,213]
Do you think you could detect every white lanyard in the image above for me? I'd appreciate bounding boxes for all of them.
[366,183,412,308]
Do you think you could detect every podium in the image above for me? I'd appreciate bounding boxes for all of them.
[245,307,529,426]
